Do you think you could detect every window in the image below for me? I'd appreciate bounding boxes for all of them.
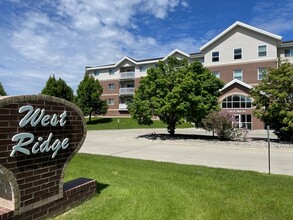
[212,71,220,78]
[258,45,267,57]
[108,83,114,90]
[109,69,114,75]
[285,49,293,57]
[107,99,114,105]
[257,67,267,80]
[126,83,134,88]
[233,69,243,81]
[241,114,252,129]
[234,48,242,59]
[222,95,252,109]
[93,70,99,76]
[212,51,219,62]
[139,65,147,72]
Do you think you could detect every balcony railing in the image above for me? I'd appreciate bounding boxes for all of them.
[119,71,135,80]
[119,103,128,111]
[119,88,135,96]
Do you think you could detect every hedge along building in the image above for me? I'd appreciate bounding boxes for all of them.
[0,95,97,220]
[85,21,293,130]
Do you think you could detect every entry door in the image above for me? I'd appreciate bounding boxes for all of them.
[241,114,252,130]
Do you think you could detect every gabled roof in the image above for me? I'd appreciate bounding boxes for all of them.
[220,79,253,92]
[86,49,191,71]
[200,21,283,51]
[162,49,190,61]
[115,56,137,67]
[86,56,161,70]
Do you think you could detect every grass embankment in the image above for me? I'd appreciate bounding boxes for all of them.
[86,117,193,130]
[56,154,293,220]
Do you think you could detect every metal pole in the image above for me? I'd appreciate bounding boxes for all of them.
[267,125,271,174]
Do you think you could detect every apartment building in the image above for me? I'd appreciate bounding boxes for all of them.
[85,21,293,130]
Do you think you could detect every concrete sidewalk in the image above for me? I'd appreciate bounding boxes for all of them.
[79,128,293,176]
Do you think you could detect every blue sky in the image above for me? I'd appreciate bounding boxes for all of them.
[1,0,293,95]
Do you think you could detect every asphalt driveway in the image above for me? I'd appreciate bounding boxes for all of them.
[79,128,293,176]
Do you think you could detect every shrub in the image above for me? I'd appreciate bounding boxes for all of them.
[202,111,240,141]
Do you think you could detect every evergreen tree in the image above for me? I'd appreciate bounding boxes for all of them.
[76,74,108,122]
[0,82,7,96]
[41,75,74,102]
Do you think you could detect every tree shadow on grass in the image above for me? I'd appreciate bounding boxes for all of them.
[87,118,113,125]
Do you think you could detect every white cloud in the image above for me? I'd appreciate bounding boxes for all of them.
[0,0,189,95]
[181,1,189,8]
[251,0,293,34]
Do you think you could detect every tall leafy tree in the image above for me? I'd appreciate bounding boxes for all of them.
[41,75,74,101]
[0,82,7,96]
[251,61,293,142]
[76,74,108,122]
[128,57,224,135]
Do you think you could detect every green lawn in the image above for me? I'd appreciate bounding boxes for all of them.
[55,154,293,220]
[86,117,193,130]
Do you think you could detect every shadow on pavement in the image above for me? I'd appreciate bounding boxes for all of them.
[137,133,281,143]
[137,133,218,141]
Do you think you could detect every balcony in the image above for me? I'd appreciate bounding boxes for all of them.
[119,71,135,80]
[119,88,135,96]
[119,103,128,111]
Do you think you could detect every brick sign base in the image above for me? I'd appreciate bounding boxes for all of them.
[0,95,97,220]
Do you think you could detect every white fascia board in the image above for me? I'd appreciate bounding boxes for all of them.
[200,21,283,51]
[220,79,253,92]
[115,56,137,67]
[137,59,161,65]
[86,65,115,71]
[162,49,190,61]
[87,49,191,71]
[87,57,161,71]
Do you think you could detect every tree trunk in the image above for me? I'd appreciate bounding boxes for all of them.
[89,112,92,122]
[167,120,176,136]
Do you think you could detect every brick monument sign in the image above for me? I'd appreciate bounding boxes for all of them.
[0,95,97,219]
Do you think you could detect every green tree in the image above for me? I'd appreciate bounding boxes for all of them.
[76,74,108,122]
[250,61,293,142]
[128,57,224,135]
[41,75,74,101]
[0,82,7,96]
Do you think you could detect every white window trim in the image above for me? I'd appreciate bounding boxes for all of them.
[212,51,219,62]
[234,48,243,60]
[212,71,220,78]
[257,67,267,80]
[258,45,267,57]
[93,70,99,76]
[284,48,293,57]
[233,69,243,81]
[221,94,252,109]
[107,99,114,105]
[109,69,115,75]
[108,83,115,90]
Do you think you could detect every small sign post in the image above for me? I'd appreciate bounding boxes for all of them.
[267,125,271,174]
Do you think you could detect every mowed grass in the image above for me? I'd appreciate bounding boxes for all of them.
[86,117,193,130]
[55,154,293,220]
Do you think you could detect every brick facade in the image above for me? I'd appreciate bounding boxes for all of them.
[0,95,96,219]
[208,60,277,84]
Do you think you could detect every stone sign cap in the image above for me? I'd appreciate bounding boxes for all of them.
[0,95,86,214]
